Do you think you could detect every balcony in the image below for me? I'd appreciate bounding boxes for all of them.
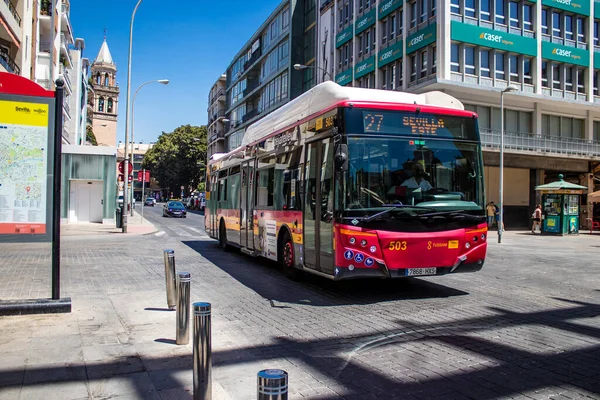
[1,0,22,41]
[60,2,74,43]
[0,48,20,74]
[63,95,71,119]
[59,65,72,93]
[209,88,225,105]
[480,129,600,158]
[60,33,73,68]
[242,108,259,123]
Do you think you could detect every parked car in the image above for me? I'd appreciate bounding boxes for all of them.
[144,197,155,207]
[163,201,187,218]
[200,198,206,211]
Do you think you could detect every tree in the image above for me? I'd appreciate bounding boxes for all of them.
[142,125,207,196]
[86,125,98,146]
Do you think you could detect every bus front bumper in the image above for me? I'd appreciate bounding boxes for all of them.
[332,259,484,280]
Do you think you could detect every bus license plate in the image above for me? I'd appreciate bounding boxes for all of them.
[406,267,436,276]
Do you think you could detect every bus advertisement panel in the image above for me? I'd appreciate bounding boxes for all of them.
[205,82,487,281]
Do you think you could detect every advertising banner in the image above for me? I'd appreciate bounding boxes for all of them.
[354,56,376,79]
[378,40,403,68]
[542,41,590,67]
[336,25,353,48]
[335,69,353,85]
[451,21,537,56]
[0,100,50,235]
[355,8,376,35]
[406,23,436,54]
[379,0,403,19]
[542,0,590,16]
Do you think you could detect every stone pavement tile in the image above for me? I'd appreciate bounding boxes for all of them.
[26,345,83,366]
[88,371,160,399]
[0,386,21,400]
[148,368,192,391]
[29,334,82,350]
[80,331,122,347]
[0,361,24,387]
[156,387,193,400]
[19,381,89,400]
[85,356,146,380]
[23,361,86,385]
[82,343,138,362]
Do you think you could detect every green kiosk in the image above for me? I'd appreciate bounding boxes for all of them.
[535,174,587,235]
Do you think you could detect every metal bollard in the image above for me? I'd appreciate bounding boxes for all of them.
[193,302,212,400]
[257,369,288,400]
[176,271,191,345]
[163,250,177,310]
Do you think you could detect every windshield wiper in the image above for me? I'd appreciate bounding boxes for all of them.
[361,205,436,223]
[419,210,484,221]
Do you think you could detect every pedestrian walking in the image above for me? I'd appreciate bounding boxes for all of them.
[486,202,496,228]
[531,204,542,234]
[495,203,505,231]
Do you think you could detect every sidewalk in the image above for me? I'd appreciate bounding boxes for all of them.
[60,209,158,237]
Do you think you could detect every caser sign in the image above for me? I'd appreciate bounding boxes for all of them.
[480,32,502,43]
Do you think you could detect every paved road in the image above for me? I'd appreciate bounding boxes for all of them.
[142,202,207,238]
[0,214,599,399]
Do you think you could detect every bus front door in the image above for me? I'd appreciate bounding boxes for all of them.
[240,160,255,250]
[209,174,218,238]
[303,138,334,275]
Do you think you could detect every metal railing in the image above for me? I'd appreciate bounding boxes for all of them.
[3,0,21,26]
[480,129,600,158]
[210,89,225,104]
[62,96,71,119]
[60,65,72,91]
[0,49,20,75]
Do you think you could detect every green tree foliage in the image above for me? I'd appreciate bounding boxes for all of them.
[86,125,98,146]
[142,125,207,195]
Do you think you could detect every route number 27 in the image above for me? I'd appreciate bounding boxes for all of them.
[388,241,407,251]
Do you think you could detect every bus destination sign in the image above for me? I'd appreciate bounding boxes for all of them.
[355,110,478,141]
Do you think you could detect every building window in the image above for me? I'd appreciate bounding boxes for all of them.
[431,45,437,74]
[523,58,532,84]
[595,21,599,46]
[509,1,519,28]
[552,64,561,89]
[420,50,428,78]
[98,97,104,112]
[542,9,548,35]
[282,8,290,29]
[541,115,584,138]
[552,11,561,38]
[410,55,417,82]
[509,55,519,82]
[107,98,113,113]
[465,46,475,75]
[465,0,475,18]
[451,0,459,14]
[577,69,585,94]
[523,4,533,31]
[481,0,491,21]
[565,66,573,91]
[451,43,460,72]
[495,53,505,80]
[420,0,428,22]
[496,0,506,25]
[542,61,548,87]
[480,50,490,77]
[410,1,417,28]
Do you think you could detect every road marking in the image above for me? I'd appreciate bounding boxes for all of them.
[187,226,207,236]
[155,231,166,237]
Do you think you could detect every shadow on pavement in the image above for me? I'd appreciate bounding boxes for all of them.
[1,299,599,399]
[182,240,469,307]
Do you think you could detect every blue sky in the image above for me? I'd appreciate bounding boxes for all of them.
[71,0,282,144]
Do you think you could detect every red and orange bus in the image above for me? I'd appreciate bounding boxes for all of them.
[205,82,487,280]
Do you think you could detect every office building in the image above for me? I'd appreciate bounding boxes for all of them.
[317,0,600,226]
[215,0,317,154]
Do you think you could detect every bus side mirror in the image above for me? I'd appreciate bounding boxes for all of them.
[334,144,348,171]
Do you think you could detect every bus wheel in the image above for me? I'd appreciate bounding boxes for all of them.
[219,221,229,252]
[280,232,301,280]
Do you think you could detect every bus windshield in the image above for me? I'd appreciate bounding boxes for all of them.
[341,109,484,219]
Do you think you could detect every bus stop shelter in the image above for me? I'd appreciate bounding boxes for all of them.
[535,174,587,236]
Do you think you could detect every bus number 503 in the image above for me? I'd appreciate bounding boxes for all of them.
[388,241,407,251]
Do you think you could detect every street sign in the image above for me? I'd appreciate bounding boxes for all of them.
[137,170,150,183]
[118,160,133,174]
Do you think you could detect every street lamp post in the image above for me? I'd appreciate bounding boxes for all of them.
[129,79,169,216]
[121,0,144,233]
[293,63,332,82]
[498,85,518,243]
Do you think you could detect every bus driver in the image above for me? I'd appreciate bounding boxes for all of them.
[401,163,433,191]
